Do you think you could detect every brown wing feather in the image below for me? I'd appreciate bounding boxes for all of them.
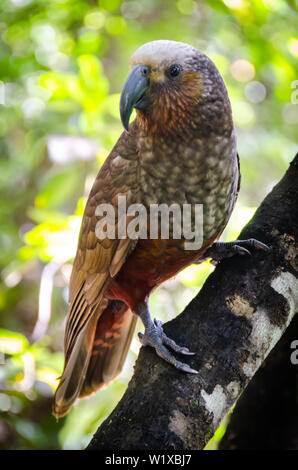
[53,127,140,418]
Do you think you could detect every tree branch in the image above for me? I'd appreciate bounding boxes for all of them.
[87,155,298,451]
[219,314,298,450]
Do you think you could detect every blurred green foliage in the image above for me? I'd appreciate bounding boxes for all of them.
[0,0,297,450]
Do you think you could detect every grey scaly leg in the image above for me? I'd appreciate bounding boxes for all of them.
[135,302,198,374]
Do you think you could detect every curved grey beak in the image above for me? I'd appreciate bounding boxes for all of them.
[120,65,150,131]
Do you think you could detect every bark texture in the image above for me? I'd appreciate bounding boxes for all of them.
[87,155,298,450]
[219,314,298,450]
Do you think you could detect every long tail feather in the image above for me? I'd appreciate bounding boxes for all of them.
[53,310,99,418]
[53,300,137,418]
[79,300,137,397]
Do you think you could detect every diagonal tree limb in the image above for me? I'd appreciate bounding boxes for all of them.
[87,154,298,451]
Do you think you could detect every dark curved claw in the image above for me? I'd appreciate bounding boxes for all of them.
[197,238,271,264]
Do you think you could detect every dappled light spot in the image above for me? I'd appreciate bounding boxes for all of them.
[222,0,244,10]
[245,81,266,103]
[47,135,98,165]
[230,59,255,82]
[288,38,298,58]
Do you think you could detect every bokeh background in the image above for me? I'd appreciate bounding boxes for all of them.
[0,0,297,450]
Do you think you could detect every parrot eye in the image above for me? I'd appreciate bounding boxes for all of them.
[141,65,150,77]
[167,64,181,79]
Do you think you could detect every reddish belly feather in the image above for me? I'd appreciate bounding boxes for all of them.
[105,237,213,311]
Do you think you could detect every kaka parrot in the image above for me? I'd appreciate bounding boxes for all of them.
[53,40,268,418]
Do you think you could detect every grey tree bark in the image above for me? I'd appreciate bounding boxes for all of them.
[87,154,298,451]
[219,314,298,450]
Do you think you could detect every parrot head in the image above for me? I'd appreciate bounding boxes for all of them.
[120,40,231,136]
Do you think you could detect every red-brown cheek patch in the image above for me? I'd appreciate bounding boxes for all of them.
[137,71,204,135]
[181,71,205,100]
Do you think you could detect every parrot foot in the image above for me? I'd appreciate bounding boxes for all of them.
[136,304,198,374]
[201,238,271,265]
